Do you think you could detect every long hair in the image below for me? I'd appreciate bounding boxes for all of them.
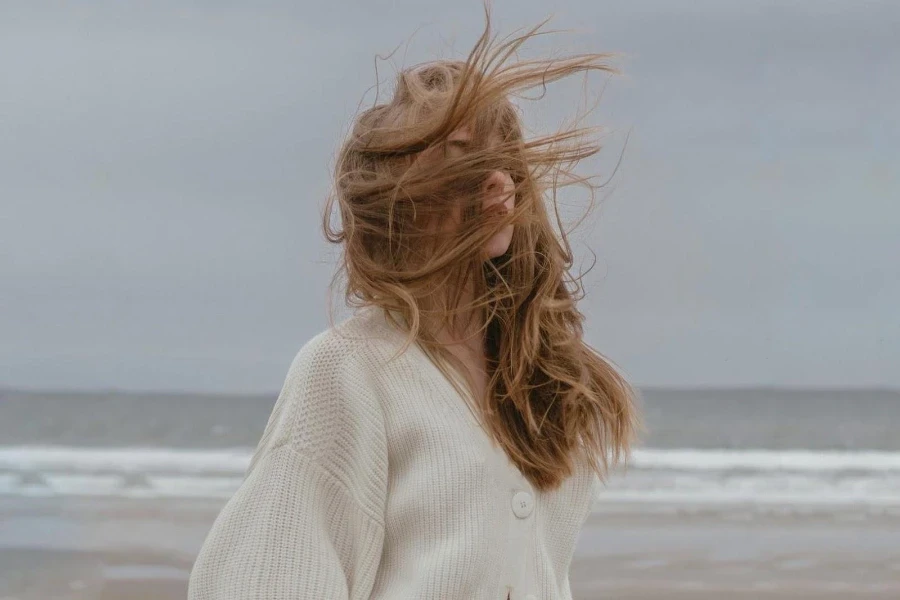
[323,5,643,492]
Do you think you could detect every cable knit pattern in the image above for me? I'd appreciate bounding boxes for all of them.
[188,305,601,600]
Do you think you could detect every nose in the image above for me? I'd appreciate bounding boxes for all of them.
[482,170,515,213]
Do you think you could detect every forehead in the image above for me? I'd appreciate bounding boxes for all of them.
[447,123,501,146]
[413,123,500,167]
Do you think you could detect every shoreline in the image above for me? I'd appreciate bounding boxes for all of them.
[2,497,899,599]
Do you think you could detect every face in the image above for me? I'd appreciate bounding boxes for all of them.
[427,126,516,260]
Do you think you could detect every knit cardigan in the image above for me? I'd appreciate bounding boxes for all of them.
[188,305,600,600]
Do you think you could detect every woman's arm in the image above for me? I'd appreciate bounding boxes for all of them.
[187,332,388,599]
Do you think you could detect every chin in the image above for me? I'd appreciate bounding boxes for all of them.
[484,227,514,259]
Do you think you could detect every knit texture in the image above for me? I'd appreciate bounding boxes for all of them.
[188,305,601,600]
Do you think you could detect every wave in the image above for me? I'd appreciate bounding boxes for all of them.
[0,446,253,475]
[630,448,900,472]
[1,445,898,506]
[4,445,899,474]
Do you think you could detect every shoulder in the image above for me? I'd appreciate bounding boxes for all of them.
[270,304,424,446]
[260,305,423,457]
[248,308,392,507]
[283,323,367,392]
[283,310,383,414]
[251,308,392,461]
[283,305,408,390]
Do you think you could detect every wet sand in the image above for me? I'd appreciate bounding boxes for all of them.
[1,497,899,599]
[571,508,900,599]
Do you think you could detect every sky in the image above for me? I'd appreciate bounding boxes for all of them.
[2,0,898,392]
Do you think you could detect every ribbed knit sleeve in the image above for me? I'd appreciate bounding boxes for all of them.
[188,330,389,600]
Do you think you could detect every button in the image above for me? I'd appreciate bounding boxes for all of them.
[511,490,534,518]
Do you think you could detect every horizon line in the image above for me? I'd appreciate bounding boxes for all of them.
[3,384,899,397]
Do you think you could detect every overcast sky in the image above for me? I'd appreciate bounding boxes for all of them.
[2,0,897,392]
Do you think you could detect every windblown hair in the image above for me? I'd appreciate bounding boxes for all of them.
[323,5,643,492]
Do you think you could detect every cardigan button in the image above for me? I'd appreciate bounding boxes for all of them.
[511,490,534,518]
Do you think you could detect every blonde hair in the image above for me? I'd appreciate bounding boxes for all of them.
[323,4,643,492]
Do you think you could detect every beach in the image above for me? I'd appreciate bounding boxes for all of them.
[2,388,899,599]
[2,496,899,599]
[571,505,900,599]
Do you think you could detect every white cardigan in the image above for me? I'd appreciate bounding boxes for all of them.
[188,305,600,600]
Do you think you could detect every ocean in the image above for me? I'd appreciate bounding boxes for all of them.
[2,387,898,512]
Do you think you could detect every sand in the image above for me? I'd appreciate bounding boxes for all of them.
[1,496,898,599]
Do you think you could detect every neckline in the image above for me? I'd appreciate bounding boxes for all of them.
[360,305,532,486]
[363,305,490,434]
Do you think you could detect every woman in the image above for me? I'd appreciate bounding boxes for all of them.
[188,8,642,600]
